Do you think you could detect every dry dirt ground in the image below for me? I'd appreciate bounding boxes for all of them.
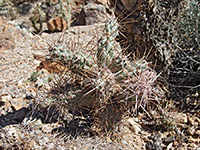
[0,3,200,150]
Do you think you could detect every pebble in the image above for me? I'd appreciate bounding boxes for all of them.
[168,112,188,124]
[164,135,175,144]
[127,117,142,134]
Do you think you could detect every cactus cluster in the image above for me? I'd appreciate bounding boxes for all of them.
[47,19,161,133]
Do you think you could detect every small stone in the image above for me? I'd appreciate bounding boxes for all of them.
[0,94,12,111]
[76,3,109,25]
[9,97,26,111]
[127,117,141,134]
[12,104,24,111]
[188,136,199,143]
[168,112,187,124]
[164,135,175,144]
[47,16,67,32]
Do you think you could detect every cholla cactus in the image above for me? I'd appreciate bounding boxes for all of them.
[47,19,161,133]
[30,4,43,33]
[60,0,71,30]
[97,19,118,68]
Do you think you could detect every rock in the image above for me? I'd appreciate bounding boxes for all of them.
[9,97,25,111]
[76,3,109,25]
[47,16,67,32]
[120,0,137,11]
[168,112,187,124]
[164,135,175,144]
[0,31,15,50]
[127,117,141,134]
[0,93,27,112]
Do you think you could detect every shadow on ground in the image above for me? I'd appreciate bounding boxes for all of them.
[0,103,93,138]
